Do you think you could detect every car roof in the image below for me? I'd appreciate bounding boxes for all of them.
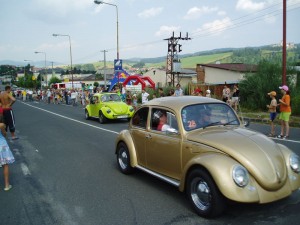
[143,96,223,109]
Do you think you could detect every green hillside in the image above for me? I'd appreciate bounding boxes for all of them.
[143,52,233,68]
[71,44,299,70]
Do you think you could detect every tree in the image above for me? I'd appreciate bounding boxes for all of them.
[239,60,298,114]
[133,61,145,68]
[48,76,62,86]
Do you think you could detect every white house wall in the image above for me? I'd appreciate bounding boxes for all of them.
[205,67,244,84]
[143,69,193,89]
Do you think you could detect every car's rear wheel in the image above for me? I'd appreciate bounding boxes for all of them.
[116,142,134,174]
[99,111,107,124]
[85,110,90,120]
[186,169,225,218]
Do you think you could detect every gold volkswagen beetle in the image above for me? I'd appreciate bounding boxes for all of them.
[115,96,300,218]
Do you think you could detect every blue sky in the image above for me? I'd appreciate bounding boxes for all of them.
[0,0,299,66]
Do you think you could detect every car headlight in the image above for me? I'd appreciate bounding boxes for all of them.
[232,165,249,187]
[290,154,300,173]
[106,109,111,114]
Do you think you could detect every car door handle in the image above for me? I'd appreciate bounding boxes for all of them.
[145,134,152,139]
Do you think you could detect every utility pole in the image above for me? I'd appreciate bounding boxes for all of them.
[50,61,54,87]
[282,0,286,85]
[164,32,191,86]
[101,50,108,90]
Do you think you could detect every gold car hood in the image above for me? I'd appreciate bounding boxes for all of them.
[105,102,128,114]
[187,127,287,190]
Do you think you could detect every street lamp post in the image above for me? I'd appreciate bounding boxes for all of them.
[34,51,46,90]
[101,50,108,90]
[94,0,119,60]
[53,33,73,88]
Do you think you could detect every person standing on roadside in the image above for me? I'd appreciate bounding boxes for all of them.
[141,89,149,104]
[158,88,165,97]
[231,84,240,111]
[0,118,15,191]
[266,91,277,137]
[126,90,132,105]
[22,89,27,101]
[222,85,230,103]
[0,86,18,140]
[205,89,211,98]
[174,84,184,96]
[46,89,51,104]
[277,85,291,139]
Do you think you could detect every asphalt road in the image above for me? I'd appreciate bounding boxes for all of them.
[0,100,299,225]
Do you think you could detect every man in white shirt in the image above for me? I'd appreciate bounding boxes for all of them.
[174,84,183,96]
[141,89,149,104]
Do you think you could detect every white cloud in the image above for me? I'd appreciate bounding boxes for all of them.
[236,0,266,11]
[195,17,233,36]
[138,7,163,19]
[155,26,181,37]
[184,6,218,20]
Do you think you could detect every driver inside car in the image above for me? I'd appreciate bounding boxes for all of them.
[188,109,212,129]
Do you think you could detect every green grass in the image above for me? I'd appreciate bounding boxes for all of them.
[180,52,233,67]
[143,52,233,68]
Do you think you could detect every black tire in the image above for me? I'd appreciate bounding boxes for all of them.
[116,142,134,174]
[186,169,225,218]
[99,111,107,124]
[85,110,90,120]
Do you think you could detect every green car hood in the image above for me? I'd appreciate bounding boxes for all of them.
[104,102,129,114]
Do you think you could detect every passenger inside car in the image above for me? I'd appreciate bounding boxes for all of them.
[154,110,171,132]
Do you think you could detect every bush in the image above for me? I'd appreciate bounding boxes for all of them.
[239,60,299,115]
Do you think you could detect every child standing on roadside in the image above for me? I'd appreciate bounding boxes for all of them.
[266,91,277,137]
[277,85,291,139]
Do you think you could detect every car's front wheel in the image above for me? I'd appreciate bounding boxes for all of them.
[99,111,107,124]
[186,169,225,218]
[85,110,90,120]
[116,142,134,174]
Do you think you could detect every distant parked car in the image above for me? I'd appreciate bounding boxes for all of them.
[115,96,300,218]
[85,93,134,123]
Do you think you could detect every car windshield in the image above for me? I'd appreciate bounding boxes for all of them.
[101,94,122,102]
[182,103,239,131]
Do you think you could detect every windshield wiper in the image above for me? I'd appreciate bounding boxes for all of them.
[222,119,238,126]
[202,119,238,129]
[202,121,222,129]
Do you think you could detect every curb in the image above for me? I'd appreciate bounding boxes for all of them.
[243,117,300,128]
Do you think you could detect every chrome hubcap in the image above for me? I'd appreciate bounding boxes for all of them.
[191,178,211,211]
[118,149,128,170]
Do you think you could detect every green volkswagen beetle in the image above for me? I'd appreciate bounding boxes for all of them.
[85,93,134,123]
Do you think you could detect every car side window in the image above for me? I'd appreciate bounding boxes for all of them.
[93,96,99,104]
[151,108,178,132]
[132,107,149,129]
[101,95,108,102]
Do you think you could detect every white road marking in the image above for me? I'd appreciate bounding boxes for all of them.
[20,101,119,134]
[270,137,300,144]
[20,162,31,176]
